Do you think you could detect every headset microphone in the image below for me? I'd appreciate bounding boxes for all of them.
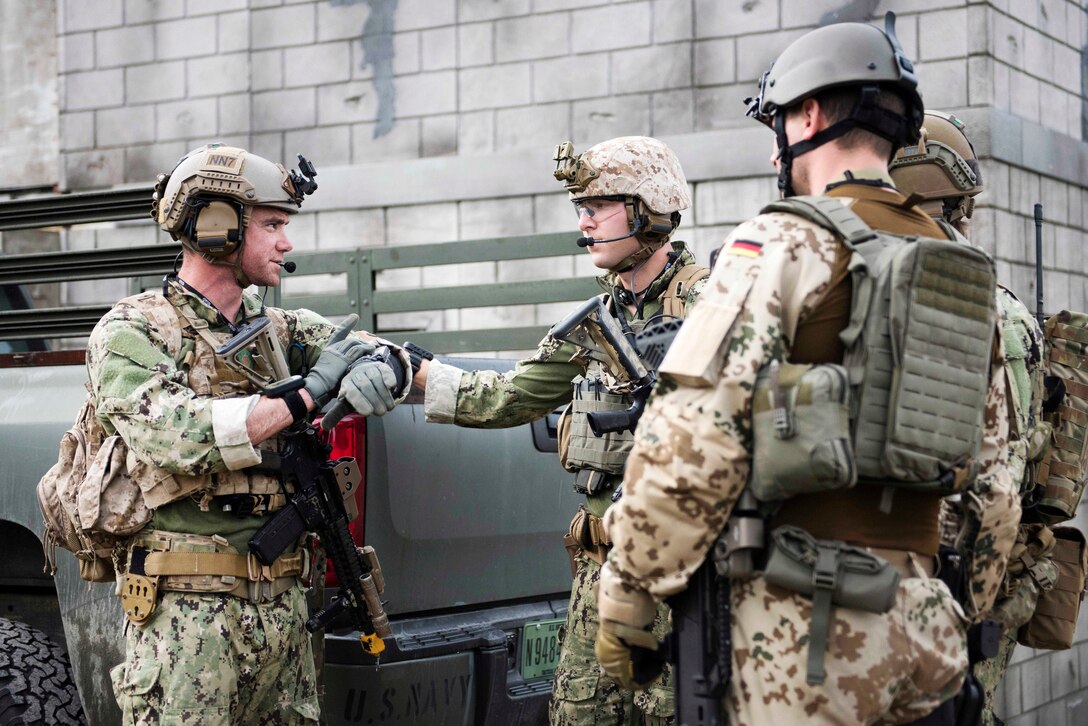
[277,261,297,273]
[576,228,640,248]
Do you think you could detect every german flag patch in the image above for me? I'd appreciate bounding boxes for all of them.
[727,240,763,257]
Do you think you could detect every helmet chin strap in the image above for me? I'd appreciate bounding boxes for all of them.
[774,88,912,198]
[605,199,674,273]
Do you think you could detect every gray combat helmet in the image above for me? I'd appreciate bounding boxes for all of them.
[745,12,924,197]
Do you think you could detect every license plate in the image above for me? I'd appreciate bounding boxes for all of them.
[519,617,564,680]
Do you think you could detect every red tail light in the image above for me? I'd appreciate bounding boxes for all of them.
[318,413,367,587]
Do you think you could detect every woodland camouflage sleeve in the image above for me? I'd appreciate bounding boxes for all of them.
[604,214,842,598]
[957,335,1021,621]
[424,335,584,428]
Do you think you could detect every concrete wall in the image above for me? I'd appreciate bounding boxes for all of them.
[2,0,1088,721]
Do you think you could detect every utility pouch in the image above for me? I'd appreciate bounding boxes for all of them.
[750,361,856,501]
[1018,526,1088,650]
[764,525,900,685]
[78,435,152,537]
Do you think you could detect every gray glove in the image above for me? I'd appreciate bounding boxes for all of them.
[338,358,398,417]
[303,316,375,407]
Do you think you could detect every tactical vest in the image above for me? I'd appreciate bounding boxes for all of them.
[558,264,709,479]
[115,291,294,510]
[754,197,997,495]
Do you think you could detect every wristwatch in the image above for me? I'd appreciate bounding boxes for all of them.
[403,341,434,376]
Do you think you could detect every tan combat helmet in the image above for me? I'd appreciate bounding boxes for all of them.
[151,143,317,285]
[552,136,690,272]
[745,12,924,197]
[889,111,983,225]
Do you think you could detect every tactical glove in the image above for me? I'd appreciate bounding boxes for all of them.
[595,619,664,691]
[337,358,398,417]
[303,316,374,407]
[594,563,663,691]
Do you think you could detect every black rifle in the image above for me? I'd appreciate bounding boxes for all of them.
[217,314,401,657]
[249,421,392,656]
[668,556,729,726]
[1034,203,1044,327]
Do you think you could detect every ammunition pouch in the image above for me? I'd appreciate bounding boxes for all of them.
[567,506,612,566]
[1018,525,1088,650]
[764,525,901,685]
[121,530,307,625]
[561,377,634,476]
[750,361,856,501]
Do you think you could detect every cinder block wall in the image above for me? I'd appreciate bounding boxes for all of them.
[3,0,1088,721]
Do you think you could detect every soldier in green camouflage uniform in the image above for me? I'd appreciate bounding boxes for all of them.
[93,144,408,725]
[598,20,1020,724]
[891,111,1058,726]
[414,137,707,725]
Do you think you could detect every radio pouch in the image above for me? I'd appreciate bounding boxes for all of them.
[764,525,900,685]
[750,361,856,501]
[1018,526,1088,650]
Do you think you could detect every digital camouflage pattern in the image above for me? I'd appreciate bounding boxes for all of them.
[88,276,408,721]
[549,554,674,726]
[424,244,704,725]
[110,586,319,725]
[570,137,691,214]
[604,186,1019,723]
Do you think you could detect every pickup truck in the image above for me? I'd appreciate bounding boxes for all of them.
[0,189,599,725]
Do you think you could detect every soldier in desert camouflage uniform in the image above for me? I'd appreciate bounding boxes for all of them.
[595,17,1021,725]
[413,136,707,725]
[92,144,409,725]
[891,112,1058,726]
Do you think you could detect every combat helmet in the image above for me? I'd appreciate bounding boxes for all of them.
[151,143,317,285]
[552,136,690,272]
[745,12,924,197]
[889,111,983,225]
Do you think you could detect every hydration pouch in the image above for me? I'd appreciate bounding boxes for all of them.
[1018,526,1088,650]
[762,197,997,492]
[764,525,900,685]
[750,361,856,501]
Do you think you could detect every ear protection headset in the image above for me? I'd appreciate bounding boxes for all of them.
[183,198,247,257]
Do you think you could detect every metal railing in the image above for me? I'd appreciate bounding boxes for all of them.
[0,190,598,352]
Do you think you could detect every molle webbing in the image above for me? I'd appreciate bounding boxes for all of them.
[763,196,996,490]
[1034,311,1088,521]
[561,377,634,475]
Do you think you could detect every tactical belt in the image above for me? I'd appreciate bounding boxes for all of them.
[119,530,308,625]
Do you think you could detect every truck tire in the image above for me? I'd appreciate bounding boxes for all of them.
[0,618,85,725]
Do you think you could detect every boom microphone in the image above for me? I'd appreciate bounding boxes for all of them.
[576,228,640,247]
[277,261,297,273]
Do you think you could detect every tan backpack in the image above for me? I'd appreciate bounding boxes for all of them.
[37,386,152,583]
[36,292,184,583]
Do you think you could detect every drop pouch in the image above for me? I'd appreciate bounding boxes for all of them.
[764,525,900,685]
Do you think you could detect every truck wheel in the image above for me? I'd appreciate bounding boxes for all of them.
[0,618,85,725]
